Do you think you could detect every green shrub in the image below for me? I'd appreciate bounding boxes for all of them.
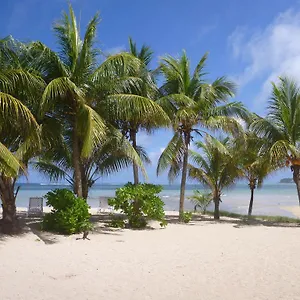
[108,182,167,229]
[189,190,212,214]
[42,189,91,234]
[108,216,126,228]
[180,211,193,223]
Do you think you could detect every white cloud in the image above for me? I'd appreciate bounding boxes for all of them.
[228,9,300,107]
[148,148,165,165]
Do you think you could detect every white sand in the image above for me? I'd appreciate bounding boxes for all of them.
[1,215,300,300]
[282,206,300,218]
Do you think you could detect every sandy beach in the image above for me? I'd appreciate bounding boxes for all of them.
[1,213,300,300]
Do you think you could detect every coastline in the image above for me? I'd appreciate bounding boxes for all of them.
[3,205,299,220]
[281,206,300,218]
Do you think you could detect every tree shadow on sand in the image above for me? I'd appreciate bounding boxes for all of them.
[0,213,61,245]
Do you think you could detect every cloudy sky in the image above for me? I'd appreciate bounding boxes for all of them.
[1,0,299,183]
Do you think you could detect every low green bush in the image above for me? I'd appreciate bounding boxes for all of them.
[42,189,91,234]
[108,216,126,228]
[108,182,167,229]
[180,211,193,223]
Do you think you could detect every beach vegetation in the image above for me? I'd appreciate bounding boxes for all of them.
[108,183,166,228]
[233,129,278,216]
[206,210,300,224]
[2,3,300,234]
[0,37,44,233]
[156,51,248,221]
[188,135,242,219]
[31,5,144,199]
[180,211,193,223]
[251,77,300,206]
[104,38,170,185]
[42,189,91,234]
[189,190,212,214]
[108,215,126,229]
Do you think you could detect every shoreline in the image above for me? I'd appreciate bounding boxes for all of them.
[1,206,299,220]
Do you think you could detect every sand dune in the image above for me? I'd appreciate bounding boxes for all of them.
[1,217,300,300]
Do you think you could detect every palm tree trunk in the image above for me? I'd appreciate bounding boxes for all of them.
[248,179,257,217]
[73,128,83,198]
[81,165,88,200]
[179,140,189,220]
[248,188,255,216]
[213,195,220,220]
[293,165,300,206]
[130,129,139,185]
[0,176,18,234]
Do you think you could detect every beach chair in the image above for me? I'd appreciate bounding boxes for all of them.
[98,197,113,213]
[28,197,43,217]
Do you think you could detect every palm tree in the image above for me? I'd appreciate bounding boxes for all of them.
[234,131,276,216]
[35,128,145,199]
[102,38,170,184]
[30,5,143,196]
[251,77,300,205]
[0,36,43,233]
[188,135,242,219]
[157,51,247,219]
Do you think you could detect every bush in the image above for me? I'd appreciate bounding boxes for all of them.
[108,216,126,228]
[42,189,91,234]
[189,190,212,214]
[180,211,193,223]
[108,182,166,229]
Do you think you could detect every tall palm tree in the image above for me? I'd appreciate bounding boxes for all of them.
[102,38,170,184]
[0,36,43,233]
[157,51,247,219]
[188,135,242,219]
[30,5,143,196]
[251,77,300,205]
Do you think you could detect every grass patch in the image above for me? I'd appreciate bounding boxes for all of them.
[206,210,245,219]
[205,210,300,223]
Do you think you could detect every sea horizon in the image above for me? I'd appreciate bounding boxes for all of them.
[13,182,299,218]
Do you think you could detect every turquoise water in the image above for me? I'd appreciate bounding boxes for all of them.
[12,183,299,217]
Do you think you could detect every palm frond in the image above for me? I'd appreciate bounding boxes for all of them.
[78,104,107,157]
[157,132,185,180]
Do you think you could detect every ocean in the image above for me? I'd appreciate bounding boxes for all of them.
[12,182,299,217]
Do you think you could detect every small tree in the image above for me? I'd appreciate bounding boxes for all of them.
[233,131,276,216]
[108,183,166,228]
[188,135,242,219]
[43,189,91,235]
[189,190,212,214]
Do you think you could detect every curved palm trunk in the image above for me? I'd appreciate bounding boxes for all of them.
[292,165,300,206]
[73,127,83,198]
[0,176,18,234]
[248,179,257,217]
[179,135,190,221]
[130,129,139,185]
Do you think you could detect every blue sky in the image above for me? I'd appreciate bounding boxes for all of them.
[2,0,300,184]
